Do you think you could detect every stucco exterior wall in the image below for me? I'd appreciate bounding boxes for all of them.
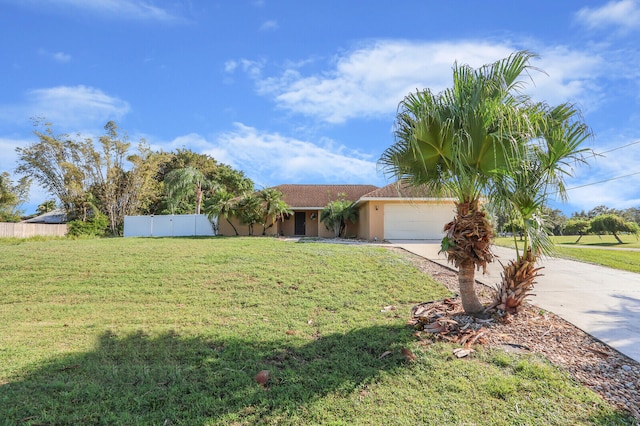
[357,201,382,240]
[358,199,455,241]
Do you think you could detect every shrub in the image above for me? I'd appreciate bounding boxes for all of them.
[68,214,109,237]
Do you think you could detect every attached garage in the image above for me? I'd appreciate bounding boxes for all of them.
[383,203,454,240]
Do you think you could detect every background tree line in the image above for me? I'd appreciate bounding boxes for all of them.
[12,120,254,236]
[491,204,640,242]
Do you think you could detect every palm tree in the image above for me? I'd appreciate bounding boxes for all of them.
[237,192,262,236]
[204,188,239,236]
[379,51,541,314]
[488,102,592,314]
[163,166,214,215]
[257,188,292,235]
[320,198,358,238]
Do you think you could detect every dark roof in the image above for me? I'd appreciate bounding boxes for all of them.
[272,184,379,208]
[360,181,439,199]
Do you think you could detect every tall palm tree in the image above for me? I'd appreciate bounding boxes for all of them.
[489,103,592,314]
[379,51,540,314]
[163,166,214,215]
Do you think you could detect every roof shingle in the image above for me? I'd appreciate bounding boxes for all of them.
[272,184,379,208]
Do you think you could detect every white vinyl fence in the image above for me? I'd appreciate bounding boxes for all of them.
[124,214,217,237]
[0,222,68,238]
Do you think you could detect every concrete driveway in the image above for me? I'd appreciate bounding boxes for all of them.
[390,240,640,363]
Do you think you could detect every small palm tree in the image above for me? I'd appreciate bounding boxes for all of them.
[488,102,592,314]
[164,166,214,215]
[320,197,358,238]
[36,200,57,215]
[204,188,239,236]
[237,192,262,236]
[257,188,292,235]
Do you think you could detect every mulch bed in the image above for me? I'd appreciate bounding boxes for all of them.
[394,247,640,421]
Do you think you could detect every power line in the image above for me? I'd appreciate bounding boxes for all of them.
[594,139,640,156]
[563,139,640,191]
[565,171,640,192]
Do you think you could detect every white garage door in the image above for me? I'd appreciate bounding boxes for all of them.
[384,203,454,240]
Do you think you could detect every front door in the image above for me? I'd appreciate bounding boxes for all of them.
[294,212,306,235]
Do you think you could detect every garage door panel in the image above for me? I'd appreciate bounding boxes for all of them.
[384,204,454,240]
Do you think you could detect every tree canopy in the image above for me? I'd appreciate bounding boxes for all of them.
[0,172,31,222]
[15,120,253,235]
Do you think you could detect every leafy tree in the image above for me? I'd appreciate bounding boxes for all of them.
[543,207,568,236]
[153,149,253,215]
[0,172,31,222]
[590,214,639,243]
[320,195,358,238]
[380,51,540,314]
[564,218,591,242]
[16,122,88,218]
[623,207,640,225]
[84,121,161,236]
[215,164,254,195]
[570,210,589,220]
[16,120,159,235]
[586,205,623,219]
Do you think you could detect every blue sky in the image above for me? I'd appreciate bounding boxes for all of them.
[1,0,639,215]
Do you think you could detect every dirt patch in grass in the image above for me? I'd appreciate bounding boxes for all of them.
[394,247,640,421]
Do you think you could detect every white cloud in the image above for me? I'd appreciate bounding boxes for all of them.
[260,20,278,31]
[12,85,131,128]
[38,49,71,63]
[246,40,604,124]
[21,0,181,22]
[576,0,640,32]
[528,46,604,108]
[559,136,640,211]
[224,60,238,73]
[156,124,381,187]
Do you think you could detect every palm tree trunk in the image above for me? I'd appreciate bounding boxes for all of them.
[226,218,239,236]
[442,199,493,315]
[458,259,484,314]
[195,187,203,215]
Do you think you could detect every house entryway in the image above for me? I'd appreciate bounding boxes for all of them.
[294,212,306,235]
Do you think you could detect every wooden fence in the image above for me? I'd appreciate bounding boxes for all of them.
[0,222,68,238]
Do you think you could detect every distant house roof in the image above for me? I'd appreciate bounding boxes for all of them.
[23,208,68,224]
[272,184,379,209]
[359,181,455,200]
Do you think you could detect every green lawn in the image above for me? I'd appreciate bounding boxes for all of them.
[0,237,633,425]
[552,234,640,248]
[494,236,640,274]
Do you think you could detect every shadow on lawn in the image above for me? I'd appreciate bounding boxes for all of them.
[1,325,416,424]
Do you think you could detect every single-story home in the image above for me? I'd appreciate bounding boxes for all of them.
[218,182,456,241]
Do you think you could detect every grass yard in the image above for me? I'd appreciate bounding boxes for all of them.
[494,236,640,274]
[551,234,640,248]
[0,237,634,425]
